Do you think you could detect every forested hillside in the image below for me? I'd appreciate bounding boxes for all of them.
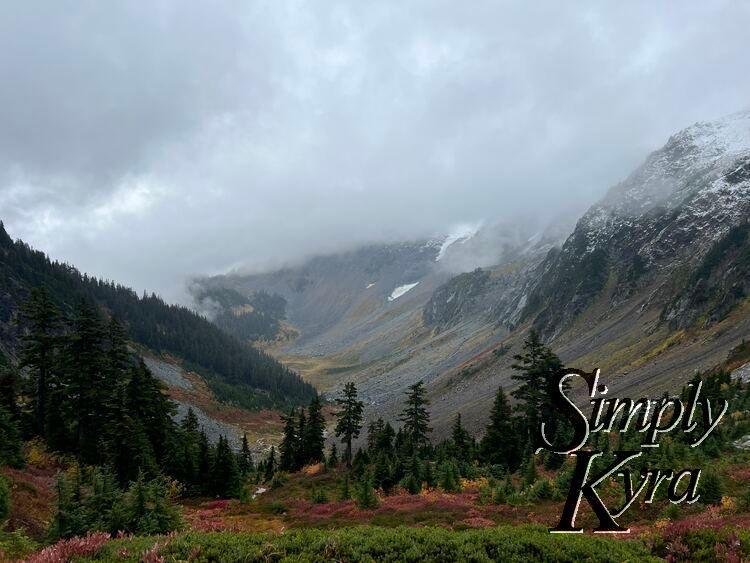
[0,222,315,409]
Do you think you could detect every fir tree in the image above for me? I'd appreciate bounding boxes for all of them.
[511,330,565,451]
[399,380,431,452]
[328,444,339,467]
[279,409,299,471]
[480,386,521,472]
[18,287,60,437]
[450,413,471,461]
[295,408,308,468]
[354,469,378,509]
[334,382,364,467]
[305,394,326,464]
[238,433,253,476]
[264,446,276,481]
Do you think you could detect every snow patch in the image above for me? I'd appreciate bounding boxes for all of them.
[388,282,420,301]
[436,223,481,261]
[365,282,376,289]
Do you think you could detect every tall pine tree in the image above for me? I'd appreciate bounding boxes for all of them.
[334,382,364,467]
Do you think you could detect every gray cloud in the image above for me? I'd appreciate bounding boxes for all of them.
[1,1,749,301]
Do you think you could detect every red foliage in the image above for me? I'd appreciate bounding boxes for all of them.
[26,532,110,563]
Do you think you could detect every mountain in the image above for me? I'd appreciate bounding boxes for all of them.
[193,220,567,429]
[0,223,316,416]
[196,109,750,440]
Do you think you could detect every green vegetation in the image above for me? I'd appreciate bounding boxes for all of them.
[193,286,287,342]
[82,526,658,562]
[0,222,314,409]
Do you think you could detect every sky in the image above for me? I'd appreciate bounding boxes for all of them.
[1,1,749,302]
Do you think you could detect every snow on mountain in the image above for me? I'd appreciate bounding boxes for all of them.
[526,108,750,339]
[435,223,481,262]
[388,282,420,301]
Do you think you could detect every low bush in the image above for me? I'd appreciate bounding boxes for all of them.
[82,525,659,562]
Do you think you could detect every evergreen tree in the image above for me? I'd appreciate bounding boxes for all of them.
[212,436,241,498]
[399,380,432,452]
[18,287,60,437]
[334,382,364,467]
[328,444,339,467]
[238,433,253,476]
[522,456,538,489]
[279,409,299,471]
[305,394,326,464]
[377,422,395,453]
[338,473,351,501]
[0,475,10,526]
[197,430,213,494]
[354,470,378,509]
[480,386,521,472]
[700,471,724,504]
[511,330,565,450]
[295,408,308,468]
[450,413,471,461]
[264,446,276,481]
[0,404,23,468]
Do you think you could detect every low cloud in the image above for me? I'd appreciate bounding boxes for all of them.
[1,1,748,301]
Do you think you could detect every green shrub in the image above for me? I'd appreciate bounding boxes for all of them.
[529,479,555,501]
[0,529,37,561]
[699,471,724,504]
[492,486,507,505]
[355,470,378,509]
[310,486,329,504]
[477,486,492,505]
[268,502,288,515]
[88,525,660,562]
[0,475,9,526]
[438,461,461,493]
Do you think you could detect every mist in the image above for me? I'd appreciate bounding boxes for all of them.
[1,1,749,302]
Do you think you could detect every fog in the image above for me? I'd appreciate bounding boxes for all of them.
[1,1,748,301]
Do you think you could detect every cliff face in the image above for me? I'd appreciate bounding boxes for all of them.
[525,110,750,340]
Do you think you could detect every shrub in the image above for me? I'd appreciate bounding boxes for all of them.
[438,461,461,493]
[310,487,329,504]
[477,486,492,505]
[700,471,724,504]
[355,471,378,510]
[0,475,9,526]
[0,529,38,561]
[89,525,660,562]
[529,479,554,501]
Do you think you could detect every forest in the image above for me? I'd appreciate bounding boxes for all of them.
[0,223,315,409]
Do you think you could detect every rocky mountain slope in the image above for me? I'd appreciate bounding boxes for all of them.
[198,109,750,440]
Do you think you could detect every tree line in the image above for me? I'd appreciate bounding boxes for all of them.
[0,222,315,409]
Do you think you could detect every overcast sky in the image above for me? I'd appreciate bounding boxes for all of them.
[1,1,748,302]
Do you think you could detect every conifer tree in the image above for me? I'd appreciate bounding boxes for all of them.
[305,394,326,464]
[0,404,22,468]
[264,446,276,481]
[295,408,308,468]
[212,436,241,498]
[400,380,432,452]
[480,386,521,472]
[511,330,564,450]
[354,469,378,509]
[328,443,339,467]
[279,409,299,471]
[19,287,60,437]
[334,382,364,467]
[450,413,471,460]
[238,433,253,475]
